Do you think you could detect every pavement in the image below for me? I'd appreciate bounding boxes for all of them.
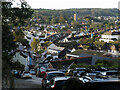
[14,75,42,88]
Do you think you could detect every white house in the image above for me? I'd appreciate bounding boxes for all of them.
[12,52,29,71]
[47,44,65,54]
[99,31,120,43]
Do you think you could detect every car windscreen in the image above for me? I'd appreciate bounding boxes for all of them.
[47,73,65,80]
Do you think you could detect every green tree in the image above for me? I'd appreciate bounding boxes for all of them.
[51,16,56,24]
[13,29,29,46]
[43,16,50,24]
[43,41,52,48]
[72,21,79,28]
[2,0,33,88]
[40,26,44,30]
[59,15,65,23]
[31,38,41,53]
[70,64,78,69]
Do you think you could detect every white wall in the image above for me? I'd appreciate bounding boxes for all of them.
[48,49,58,54]
[101,35,120,40]
[53,56,58,59]
[12,52,28,70]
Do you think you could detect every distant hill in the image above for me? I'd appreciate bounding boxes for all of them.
[34,8,118,17]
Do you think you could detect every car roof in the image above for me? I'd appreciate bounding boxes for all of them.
[102,70,119,73]
[53,76,70,81]
[91,78,120,83]
[46,71,64,74]
[106,70,119,72]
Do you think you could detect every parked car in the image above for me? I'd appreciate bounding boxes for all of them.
[98,70,120,78]
[47,76,70,90]
[58,69,67,74]
[42,71,65,88]
[30,69,36,75]
[86,77,120,90]
[82,71,100,79]
[21,71,32,79]
[73,68,86,76]
[95,67,108,71]
[63,77,120,90]
[12,70,18,77]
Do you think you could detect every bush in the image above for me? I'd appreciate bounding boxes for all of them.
[70,64,77,69]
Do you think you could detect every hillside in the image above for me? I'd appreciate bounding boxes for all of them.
[34,8,118,17]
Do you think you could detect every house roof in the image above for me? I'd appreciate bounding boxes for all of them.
[47,44,65,51]
[50,56,92,69]
[103,31,120,35]
[102,32,112,35]
[72,49,104,56]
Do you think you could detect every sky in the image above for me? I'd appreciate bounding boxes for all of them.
[12,0,120,9]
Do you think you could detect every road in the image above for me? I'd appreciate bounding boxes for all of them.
[14,75,42,88]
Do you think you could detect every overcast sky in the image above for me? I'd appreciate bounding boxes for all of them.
[13,0,119,9]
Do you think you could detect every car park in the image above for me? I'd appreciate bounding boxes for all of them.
[42,71,65,88]
[21,71,32,79]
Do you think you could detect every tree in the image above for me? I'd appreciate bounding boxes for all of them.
[43,41,52,48]
[13,29,29,46]
[59,15,65,23]
[70,64,77,69]
[43,16,50,24]
[2,0,33,88]
[39,26,44,30]
[78,38,93,45]
[50,16,56,24]
[72,21,79,28]
[31,38,41,53]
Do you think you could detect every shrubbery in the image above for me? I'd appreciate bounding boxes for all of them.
[70,60,120,69]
